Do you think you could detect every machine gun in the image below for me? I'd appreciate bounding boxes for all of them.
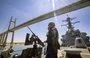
[24,27,44,58]
[27,26,44,47]
[12,27,45,58]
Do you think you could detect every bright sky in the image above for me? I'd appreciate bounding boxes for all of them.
[0,0,90,43]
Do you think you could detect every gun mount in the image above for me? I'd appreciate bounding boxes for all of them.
[18,27,44,58]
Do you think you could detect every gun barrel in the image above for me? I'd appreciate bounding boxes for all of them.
[27,26,44,47]
[27,26,35,35]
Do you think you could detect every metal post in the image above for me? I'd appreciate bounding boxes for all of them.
[10,18,16,48]
[0,35,2,46]
[0,35,3,45]
[2,33,6,47]
[0,35,1,44]
[3,16,13,47]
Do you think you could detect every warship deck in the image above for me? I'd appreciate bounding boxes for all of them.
[58,47,90,58]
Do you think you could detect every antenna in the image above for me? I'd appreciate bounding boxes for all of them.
[71,17,76,20]
[61,15,80,31]
[72,21,80,25]
[61,24,67,26]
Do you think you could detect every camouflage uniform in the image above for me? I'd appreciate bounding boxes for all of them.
[46,22,60,58]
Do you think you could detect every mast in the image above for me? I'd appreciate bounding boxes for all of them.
[61,15,80,32]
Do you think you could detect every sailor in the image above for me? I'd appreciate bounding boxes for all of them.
[46,22,60,58]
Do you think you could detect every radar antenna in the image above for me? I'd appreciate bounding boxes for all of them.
[61,15,80,31]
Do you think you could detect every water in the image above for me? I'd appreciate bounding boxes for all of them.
[8,45,34,58]
[0,44,62,58]
[10,44,47,58]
